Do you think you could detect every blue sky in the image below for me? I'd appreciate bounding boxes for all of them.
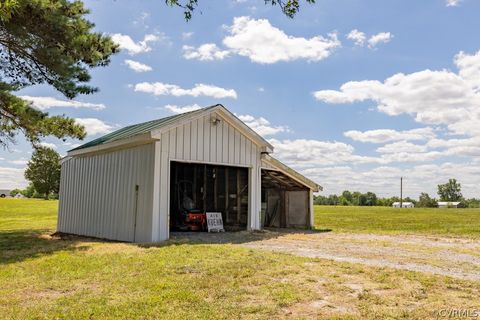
[2,0,480,198]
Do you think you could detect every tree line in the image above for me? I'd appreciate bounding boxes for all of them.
[314,179,480,208]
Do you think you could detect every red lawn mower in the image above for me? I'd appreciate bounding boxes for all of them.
[174,180,206,231]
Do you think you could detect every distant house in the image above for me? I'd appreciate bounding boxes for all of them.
[437,202,464,208]
[392,202,414,208]
[0,190,10,198]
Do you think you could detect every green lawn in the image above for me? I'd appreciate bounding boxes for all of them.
[1,199,480,319]
[315,205,480,237]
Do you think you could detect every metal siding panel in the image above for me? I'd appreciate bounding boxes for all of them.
[197,118,204,161]
[234,129,241,164]
[210,116,217,162]
[228,125,235,163]
[184,123,191,160]
[169,129,176,158]
[222,122,228,162]
[240,135,246,165]
[203,115,210,162]
[176,126,184,159]
[59,144,155,242]
[191,119,198,160]
[216,121,222,162]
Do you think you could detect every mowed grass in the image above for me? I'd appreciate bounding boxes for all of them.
[315,205,480,237]
[1,199,480,319]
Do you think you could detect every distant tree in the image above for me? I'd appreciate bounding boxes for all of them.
[9,188,22,197]
[437,179,463,202]
[24,147,61,200]
[464,198,480,208]
[341,190,353,204]
[417,193,437,208]
[21,183,36,198]
[364,192,377,206]
[0,0,118,148]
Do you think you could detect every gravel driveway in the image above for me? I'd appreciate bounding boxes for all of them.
[171,230,480,281]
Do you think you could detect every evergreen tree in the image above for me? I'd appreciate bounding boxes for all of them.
[0,0,118,147]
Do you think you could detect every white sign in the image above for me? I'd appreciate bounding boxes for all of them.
[206,212,224,232]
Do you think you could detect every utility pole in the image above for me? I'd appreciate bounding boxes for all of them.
[400,177,403,208]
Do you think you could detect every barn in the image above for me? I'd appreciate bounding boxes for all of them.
[58,105,321,242]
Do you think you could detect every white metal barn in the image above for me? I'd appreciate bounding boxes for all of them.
[58,105,321,242]
[392,202,414,208]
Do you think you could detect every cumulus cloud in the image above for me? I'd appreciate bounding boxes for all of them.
[344,128,436,143]
[111,33,162,55]
[314,50,480,137]
[347,29,366,46]
[446,0,461,6]
[124,59,152,72]
[134,82,238,99]
[223,16,340,63]
[181,32,194,40]
[237,115,289,136]
[8,159,28,166]
[75,118,115,136]
[367,32,393,48]
[20,96,105,111]
[269,139,380,167]
[164,104,202,114]
[183,44,230,61]
[183,16,340,64]
[0,167,27,189]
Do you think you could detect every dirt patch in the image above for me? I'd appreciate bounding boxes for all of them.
[172,230,480,281]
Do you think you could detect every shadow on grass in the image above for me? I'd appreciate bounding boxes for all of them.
[138,227,332,248]
[0,229,90,265]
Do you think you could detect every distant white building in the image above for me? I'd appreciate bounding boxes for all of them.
[437,202,463,208]
[392,202,414,208]
[0,189,10,198]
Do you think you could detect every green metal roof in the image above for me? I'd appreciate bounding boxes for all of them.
[70,105,219,152]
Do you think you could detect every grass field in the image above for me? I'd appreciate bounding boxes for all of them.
[1,199,480,319]
[315,205,480,238]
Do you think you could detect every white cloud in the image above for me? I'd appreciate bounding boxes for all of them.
[181,17,340,64]
[376,141,428,154]
[237,115,289,136]
[164,104,202,114]
[347,29,366,46]
[181,32,194,40]
[134,82,238,99]
[8,159,28,166]
[269,139,380,167]
[39,142,58,150]
[446,0,461,6]
[314,50,480,137]
[75,118,115,136]
[367,32,393,48]
[0,167,27,189]
[124,59,152,72]
[221,16,340,64]
[19,96,105,111]
[344,128,436,143]
[182,44,230,61]
[111,33,161,55]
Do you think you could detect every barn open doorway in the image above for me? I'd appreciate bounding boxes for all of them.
[170,161,249,231]
[261,169,310,229]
